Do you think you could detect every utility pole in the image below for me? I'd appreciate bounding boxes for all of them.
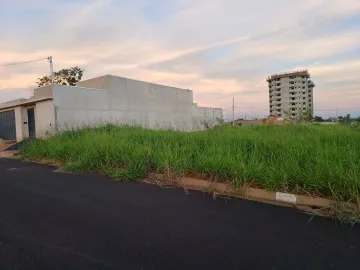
[336,108,339,119]
[48,56,54,84]
[232,97,235,125]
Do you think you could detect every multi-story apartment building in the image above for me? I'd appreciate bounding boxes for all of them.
[267,70,315,118]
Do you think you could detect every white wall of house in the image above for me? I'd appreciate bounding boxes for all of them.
[0,100,55,141]
[35,100,56,137]
[15,107,28,141]
[1,75,223,141]
[53,77,221,131]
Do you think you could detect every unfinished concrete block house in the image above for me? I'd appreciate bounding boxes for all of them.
[0,75,223,141]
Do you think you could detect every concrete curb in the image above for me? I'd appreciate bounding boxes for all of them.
[147,173,359,213]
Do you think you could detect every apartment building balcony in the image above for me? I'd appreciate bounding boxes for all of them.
[275,93,281,97]
[308,80,315,87]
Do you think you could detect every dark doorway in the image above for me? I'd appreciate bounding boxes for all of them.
[27,108,36,138]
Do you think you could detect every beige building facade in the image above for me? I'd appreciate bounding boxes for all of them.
[267,70,315,118]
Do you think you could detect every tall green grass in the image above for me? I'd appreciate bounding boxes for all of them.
[20,124,360,202]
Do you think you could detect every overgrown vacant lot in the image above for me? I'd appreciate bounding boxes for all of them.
[20,124,360,202]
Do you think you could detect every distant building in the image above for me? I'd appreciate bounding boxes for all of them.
[267,70,315,118]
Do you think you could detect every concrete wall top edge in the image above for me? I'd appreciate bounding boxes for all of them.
[107,75,193,93]
[52,84,108,92]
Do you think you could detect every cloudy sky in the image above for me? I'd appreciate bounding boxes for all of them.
[1,0,360,118]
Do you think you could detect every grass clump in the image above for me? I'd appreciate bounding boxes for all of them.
[20,124,360,203]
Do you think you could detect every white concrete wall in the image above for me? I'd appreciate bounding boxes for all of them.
[15,107,29,141]
[33,85,53,99]
[52,76,223,131]
[52,83,207,131]
[192,105,223,127]
[35,100,56,137]
[194,106,223,118]
[76,75,109,90]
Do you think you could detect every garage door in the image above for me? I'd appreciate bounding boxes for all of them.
[0,110,16,140]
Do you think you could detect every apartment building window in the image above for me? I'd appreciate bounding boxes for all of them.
[303,92,305,94]
[303,102,306,105]
[302,86,305,89]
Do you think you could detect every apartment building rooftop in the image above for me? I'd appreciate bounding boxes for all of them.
[267,70,310,81]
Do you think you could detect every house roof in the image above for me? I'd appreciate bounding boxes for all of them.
[0,97,53,111]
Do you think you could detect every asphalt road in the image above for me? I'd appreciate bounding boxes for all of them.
[0,158,359,270]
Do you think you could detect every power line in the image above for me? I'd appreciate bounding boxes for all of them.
[0,57,49,67]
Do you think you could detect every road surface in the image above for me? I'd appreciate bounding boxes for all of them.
[0,158,359,269]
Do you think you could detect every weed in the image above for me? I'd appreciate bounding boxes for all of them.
[20,124,360,203]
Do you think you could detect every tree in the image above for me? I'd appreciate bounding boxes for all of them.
[302,108,313,123]
[284,108,312,124]
[313,116,324,122]
[338,114,352,124]
[325,117,337,122]
[36,66,84,87]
